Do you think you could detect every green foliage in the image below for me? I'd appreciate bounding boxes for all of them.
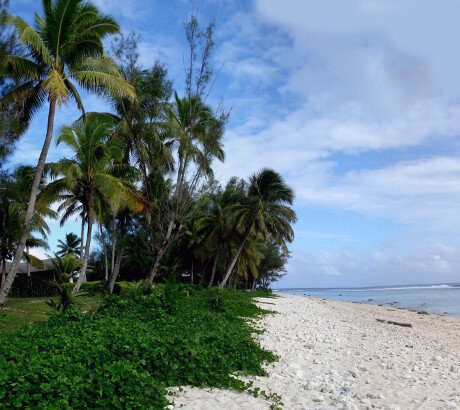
[44,282,86,314]
[121,279,150,298]
[76,280,110,296]
[1,0,134,128]
[56,233,81,256]
[206,287,230,312]
[9,275,56,297]
[0,166,55,279]
[0,288,276,408]
[49,253,81,283]
[0,296,99,332]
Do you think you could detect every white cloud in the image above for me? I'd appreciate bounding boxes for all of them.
[256,0,460,96]
[299,156,460,227]
[281,240,459,288]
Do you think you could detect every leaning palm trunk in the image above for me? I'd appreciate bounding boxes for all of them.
[0,100,57,308]
[146,242,169,286]
[207,246,220,288]
[108,245,124,293]
[233,272,238,289]
[73,209,93,293]
[80,213,85,259]
[111,215,116,275]
[26,245,31,277]
[99,224,109,281]
[1,258,6,288]
[146,223,181,286]
[219,230,251,289]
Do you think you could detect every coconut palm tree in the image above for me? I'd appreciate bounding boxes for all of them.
[83,57,173,289]
[219,169,296,288]
[41,117,144,292]
[234,235,266,290]
[0,166,55,285]
[144,94,226,286]
[0,0,135,307]
[49,252,81,283]
[56,233,80,257]
[196,181,245,287]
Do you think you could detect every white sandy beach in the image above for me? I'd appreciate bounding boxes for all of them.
[171,293,460,409]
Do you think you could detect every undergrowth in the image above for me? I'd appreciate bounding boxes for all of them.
[0,287,277,408]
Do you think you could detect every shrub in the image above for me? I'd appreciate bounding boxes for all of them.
[79,281,109,295]
[45,282,87,314]
[0,288,275,408]
[206,287,230,312]
[9,276,56,298]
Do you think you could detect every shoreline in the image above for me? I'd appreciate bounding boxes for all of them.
[171,293,460,409]
[291,293,458,319]
[276,289,460,319]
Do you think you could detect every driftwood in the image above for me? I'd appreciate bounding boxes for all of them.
[376,318,412,328]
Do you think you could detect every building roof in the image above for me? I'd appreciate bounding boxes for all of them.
[5,259,53,274]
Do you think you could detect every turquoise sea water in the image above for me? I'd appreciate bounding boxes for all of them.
[276,283,460,318]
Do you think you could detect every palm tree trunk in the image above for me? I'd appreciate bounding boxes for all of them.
[207,246,220,288]
[219,230,251,289]
[111,215,116,275]
[251,276,257,291]
[108,245,124,293]
[190,262,194,284]
[26,245,31,277]
[0,99,57,309]
[1,258,6,288]
[233,271,238,289]
[146,242,169,286]
[80,212,85,259]
[73,208,93,293]
[198,264,206,286]
[100,223,109,281]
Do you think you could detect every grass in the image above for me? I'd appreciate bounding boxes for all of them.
[0,296,100,332]
[0,287,278,408]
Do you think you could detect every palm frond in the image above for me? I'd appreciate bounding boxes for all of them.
[6,14,54,67]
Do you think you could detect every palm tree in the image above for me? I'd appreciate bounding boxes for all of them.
[219,169,296,288]
[49,253,81,283]
[0,166,55,285]
[144,94,226,286]
[0,0,135,308]
[82,52,173,289]
[42,117,144,292]
[56,233,80,257]
[196,182,244,287]
[235,235,266,290]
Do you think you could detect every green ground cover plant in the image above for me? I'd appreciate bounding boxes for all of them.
[0,287,276,408]
[0,296,99,332]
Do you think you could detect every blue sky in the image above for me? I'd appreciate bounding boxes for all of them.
[7,0,460,288]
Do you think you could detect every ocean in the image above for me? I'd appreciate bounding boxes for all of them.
[276,283,460,318]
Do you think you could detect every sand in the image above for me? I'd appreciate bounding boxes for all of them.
[170,294,460,409]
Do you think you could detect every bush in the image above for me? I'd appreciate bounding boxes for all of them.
[79,281,109,295]
[0,288,275,408]
[205,287,230,312]
[9,276,56,298]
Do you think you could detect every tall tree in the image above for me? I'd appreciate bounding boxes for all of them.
[144,16,229,287]
[42,117,144,292]
[0,0,25,165]
[56,233,80,257]
[257,242,289,289]
[219,169,296,288]
[83,32,173,290]
[145,93,226,285]
[195,180,244,287]
[0,166,55,286]
[0,0,135,307]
